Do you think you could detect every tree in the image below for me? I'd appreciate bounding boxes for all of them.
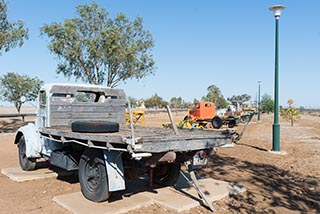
[0,72,43,113]
[41,2,155,87]
[184,101,192,109]
[170,96,183,109]
[144,94,167,109]
[202,84,228,109]
[281,99,301,126]
[0,0,28,55]
[127,96,137,108]
[227,94,251,106]
[260,94,274,114]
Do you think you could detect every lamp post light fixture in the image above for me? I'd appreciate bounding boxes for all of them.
[269,5,285,152]
[257,81,261,122]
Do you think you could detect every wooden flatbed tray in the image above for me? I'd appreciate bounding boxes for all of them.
[40,125,234,153]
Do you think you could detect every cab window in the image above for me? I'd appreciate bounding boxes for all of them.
[39,91,46,106]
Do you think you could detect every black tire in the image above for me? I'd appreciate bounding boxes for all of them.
[227,119,236,128]
[211,116,223,129]
[153,163,181,186]
[18,136,36,171]
[79,149,110,202]
[71,121,119,133]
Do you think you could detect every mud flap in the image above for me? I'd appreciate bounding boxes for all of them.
[103,150,125,192]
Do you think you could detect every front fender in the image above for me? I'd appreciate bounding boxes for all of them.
[14,123,41,158]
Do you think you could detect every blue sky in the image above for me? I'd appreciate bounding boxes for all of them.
[1,0,319,107]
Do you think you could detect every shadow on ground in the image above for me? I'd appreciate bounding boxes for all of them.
[199,153,320,213]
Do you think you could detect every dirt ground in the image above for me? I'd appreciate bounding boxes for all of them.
[0,107,319,214]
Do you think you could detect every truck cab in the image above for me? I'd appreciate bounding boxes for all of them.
[188,102,216,121]
[14,83,126,165]
[35,83,126,129]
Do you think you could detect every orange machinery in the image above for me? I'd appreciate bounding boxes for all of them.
[187,102,216,121]
[183,101,236,129]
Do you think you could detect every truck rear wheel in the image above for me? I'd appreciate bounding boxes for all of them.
[211,116,223,129]
[153,163,181,186]
[18,136,36,171]
[79,149,110,202]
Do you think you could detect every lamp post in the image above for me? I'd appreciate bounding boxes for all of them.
[257,81,261,122]
[269,5,285,152]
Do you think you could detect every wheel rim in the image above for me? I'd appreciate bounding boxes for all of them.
[212,120,218,127]
[85,159,101,192]
[212,119,220,128]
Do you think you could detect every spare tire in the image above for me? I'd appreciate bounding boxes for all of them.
[71,121,119,133]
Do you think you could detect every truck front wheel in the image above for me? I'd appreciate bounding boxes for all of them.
[18,136,36,171]
[79,149,110,202]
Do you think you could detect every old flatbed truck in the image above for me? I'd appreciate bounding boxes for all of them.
[14,83,239,206]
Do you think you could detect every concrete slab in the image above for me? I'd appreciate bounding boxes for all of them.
[144,177,238,212]
[53,192,153,214]
[1,167,57,182]
[268,150,287,155]
[53,176,246,214]
[143,185,199,212]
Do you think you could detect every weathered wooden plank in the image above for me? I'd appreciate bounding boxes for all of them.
[40,127,126,145]
[49,119,72,126]
[135,138,228,153]
[50,107,125,116]
[50,113,124,121]
[49,105,72,112]
[49,85,126,98]
[50,116,124,124]
[50,116,125,125]
[50,97,74,104]
[140,135,227,142]
[50,109,125,117]
[49,99,126,106]
[70,107,125,113]
[51,113,118,118]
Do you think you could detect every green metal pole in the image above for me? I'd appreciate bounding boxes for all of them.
[258,81,261,121]
[272,17,280,151]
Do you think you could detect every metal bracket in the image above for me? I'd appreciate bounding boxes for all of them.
[180,160,216,212]
[131,152,152,160]
[122,137,142,149]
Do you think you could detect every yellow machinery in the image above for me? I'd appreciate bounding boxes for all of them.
[176,118,212,129]
[162,102,237,130]
[162,117,213,130]
[125,110,145,125]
